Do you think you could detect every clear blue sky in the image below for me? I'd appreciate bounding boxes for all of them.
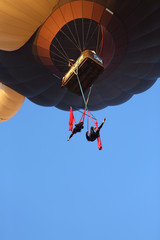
[0,79,160,240]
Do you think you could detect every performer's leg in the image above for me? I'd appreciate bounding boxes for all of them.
[98,118,106,130]
[67,133,73,141]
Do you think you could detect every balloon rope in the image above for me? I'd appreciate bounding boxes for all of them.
[39,32,69,62]
[83,0,95,50]
[69,2,82,52]
[89,111,97,121]
[54,37,70,61]
[50,57,68,66]
[54,1,82,53]
[98,27,104,56]
[82,0,84,51]
[82,19,84,51]
[75,58,87,107]
[77,74,86,107]
[75,58,93,110]
[83,19,92,50]
[85,85,93,107]
[72,107,97,121]
[58,7,82,52]
[87,110,97,127]
[57,28,81,54]
[87,25,99,48]
[84,0,95,49]
[43,25,69,61]
[87,110,89,131]
[49,16,81,55]
[96,23,101,54]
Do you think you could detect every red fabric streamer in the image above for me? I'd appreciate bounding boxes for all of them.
[87,111,89,132]
[79,108,86,123]
[96,121,103,150]
[69,107,85,132]
[69,107,75,131]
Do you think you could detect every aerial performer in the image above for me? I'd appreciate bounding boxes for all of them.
[0,1,159,142]
[67,122,84,141]
[67,105,106,150]
[86,118,106,142]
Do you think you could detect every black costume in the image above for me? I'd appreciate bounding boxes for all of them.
[68,122,84,140]
[86,121,105,142]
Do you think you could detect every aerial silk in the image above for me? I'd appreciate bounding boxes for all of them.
[69,106,86,132]
[87,109,103,150]
[95,121,103,151]
[69,107,75,131]
[0,83,25,122]
[0,0,160,121]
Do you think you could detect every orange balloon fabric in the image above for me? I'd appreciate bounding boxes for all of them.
[0,83,25,122]
[0,0,58,51]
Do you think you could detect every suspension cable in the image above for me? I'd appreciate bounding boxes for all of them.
[76,74,87,107]
[86,85,93,107]
[72,106,97,121]
[74,58,94,110]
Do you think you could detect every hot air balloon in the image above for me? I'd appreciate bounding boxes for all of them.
[0,0,160,121]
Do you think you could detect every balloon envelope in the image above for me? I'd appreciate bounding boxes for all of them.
[0,0,159,112]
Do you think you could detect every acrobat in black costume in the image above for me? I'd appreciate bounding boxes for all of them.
[86,118,106,142]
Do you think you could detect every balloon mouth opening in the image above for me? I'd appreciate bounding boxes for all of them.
[50,18,103,74]
[35,0,127,87]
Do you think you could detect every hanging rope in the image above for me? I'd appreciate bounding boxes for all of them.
[87,109,98,129]
[69,107,86,132]
[76,74,86,107]
[87,110,89,132]
[85,85,93,107]
[75,58,93,110]
[79,108,86,123]
[72,106,97,121]
[74,60,98,130]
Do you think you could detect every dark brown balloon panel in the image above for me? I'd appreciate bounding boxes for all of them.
[0,0,160,110]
